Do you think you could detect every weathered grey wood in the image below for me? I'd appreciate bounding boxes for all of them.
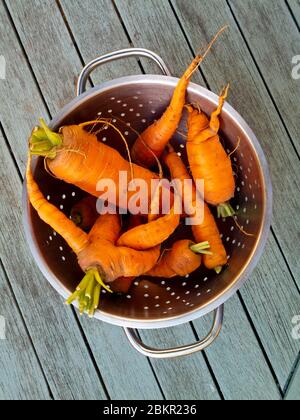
[285,358,300,400]
[79,319,163,400]
[171,0,300,287]
[4,0,165,400]
[229,0,300,155]
[288,0,300,27]
[139,324,221,400]
[194,294,281,400]
[0,128,108,399]
[0,260,51,400]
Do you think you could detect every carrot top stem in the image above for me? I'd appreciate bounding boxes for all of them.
[217,202,235,218]
[29,118,63,158]
[66,268,113,317]
[190,241,213,255]
[214,266,223,274]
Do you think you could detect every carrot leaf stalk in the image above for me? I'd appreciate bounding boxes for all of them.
[217,202,235,219]
[190,241,212,255]
[29,118,63,158]
[214,266,223,275]
[66,268,113,317]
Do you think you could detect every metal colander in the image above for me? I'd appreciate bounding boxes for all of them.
[23,49,272,358]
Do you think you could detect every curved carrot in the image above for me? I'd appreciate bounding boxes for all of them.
[70,196,98,231]
[186,86,235,216]
[164,146,227,272]
[131,27,228,168]
[29,120,158,211]
[26,156,88,254]
[146,239,209,278]
[116,205,180,250]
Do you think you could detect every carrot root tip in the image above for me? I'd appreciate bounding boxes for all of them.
[217,202,235,218]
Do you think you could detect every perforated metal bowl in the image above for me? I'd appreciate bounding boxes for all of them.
[23,49,272,358]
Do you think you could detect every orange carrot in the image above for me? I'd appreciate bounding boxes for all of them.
[146,239,210,278]
[116,204,180,250]
[131,27,228,168]
[164,146,227,272]
[29,119,158,211]
[70,196,98,231]
[186,86,235,217]
[26,156,88,255]
[27,158,160,316]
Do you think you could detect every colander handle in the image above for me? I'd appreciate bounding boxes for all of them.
[124,305,224,359]
[77,48,172,95]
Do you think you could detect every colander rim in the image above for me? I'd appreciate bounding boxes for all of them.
[23,74,273,329]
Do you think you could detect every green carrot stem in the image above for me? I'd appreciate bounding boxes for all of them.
[217,202,235,218]
[94,270,113,293]
[190,241,212,255]
[214,266,223,274]
[29,119,63,158]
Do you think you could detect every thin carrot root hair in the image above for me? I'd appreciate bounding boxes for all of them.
[228,137,241,158]
[112,114,164,179]
[186,25,229,80]
[79,119,135,182]
[233,216,255,237]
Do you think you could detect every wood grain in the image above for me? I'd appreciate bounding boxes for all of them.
[0,260,51,400]
[285,357,300,400]
[229,0,300,156]
[288,0,300,27]
[194,294,281,400]
[139,324,221,400]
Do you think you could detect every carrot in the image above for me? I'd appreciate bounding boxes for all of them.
[116,203,180,250]
[70,196,98,231]
[164,145,227,272]
[26,156,88,255]
[146,239,210,278]
[27,158,160,316]
[186,85,235,217]
[29,119,157,211]
[131,27,228,168]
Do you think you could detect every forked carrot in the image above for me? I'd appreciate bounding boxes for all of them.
[164,145,227,272]
[27,158,160,316]
[131,26,228,168]
[186,85,235,217]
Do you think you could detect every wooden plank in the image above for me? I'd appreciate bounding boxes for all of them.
[285,357,300,400]
[58,0,219,400]
[5,0,164,400]
[288,0,300,27]
[139,325,221,400]
[79,319,163,400]
[114,0,289,398]
[0,261,51,400]
[229,0,300,156]
[0,127,108,400]
[171,0,300,286]
[170,0,300,387]
[194,294,281,400]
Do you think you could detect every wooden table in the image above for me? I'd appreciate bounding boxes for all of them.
[0,0,299,401]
